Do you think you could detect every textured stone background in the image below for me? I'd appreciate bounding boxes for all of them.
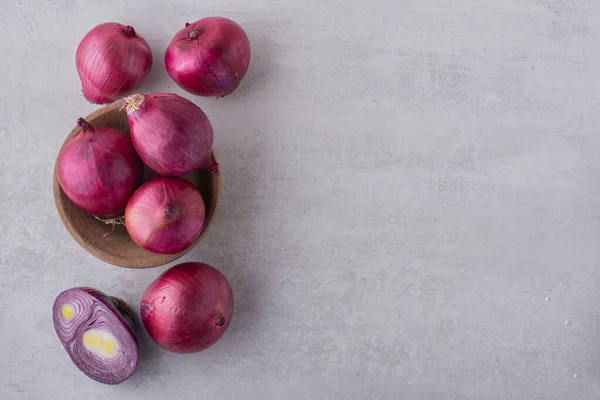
[1,0,600,399]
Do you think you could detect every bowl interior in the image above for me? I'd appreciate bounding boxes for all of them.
[53,100,221,268]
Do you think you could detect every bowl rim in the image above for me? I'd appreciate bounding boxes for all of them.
[53,100,222,268]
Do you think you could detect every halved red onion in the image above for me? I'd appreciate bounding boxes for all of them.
[53,287,138,385]
[125,177,206,254]
[141,262,234,353]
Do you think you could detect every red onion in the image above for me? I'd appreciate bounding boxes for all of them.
[141,262,234,353]
[124,93,217,175]
[125,177,206,254]
[53,287,138,385]
[165,17,251,97]
[76,22,152,104]
[57,118,142,217]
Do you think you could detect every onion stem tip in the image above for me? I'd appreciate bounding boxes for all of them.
[76,118,93,132]
[124,94,145,115]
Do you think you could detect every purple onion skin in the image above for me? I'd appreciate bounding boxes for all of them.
[141,262,234,353]
[57,118,143,217]
[165,17,251,97]
[124,93,217,176]
[125,177,206,254]
[52,287,138,385]
[76,23,152,104]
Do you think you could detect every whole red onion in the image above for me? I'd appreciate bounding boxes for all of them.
[165,17,251,97]
[124,93,217,176]
[76,22,152,104]
[53,287,138,385]
[57,118,142,217]
[125,177,206,254]
[141,262,234,353]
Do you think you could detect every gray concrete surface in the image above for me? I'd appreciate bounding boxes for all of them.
[2,0,600,399]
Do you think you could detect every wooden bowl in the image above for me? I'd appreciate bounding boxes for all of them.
[53,100,222,268]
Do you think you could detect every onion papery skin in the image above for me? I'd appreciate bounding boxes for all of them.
[125,177,206,254]
[52,287,138,385]
[165,17,251,97]
[124,93,217,176]
[57,118,143,217]
[141,262,234,353]
[76,22,152,104]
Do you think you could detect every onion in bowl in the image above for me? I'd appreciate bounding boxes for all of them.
[125,177,206,254]
[56,118,143,218]
[124,93,217,176]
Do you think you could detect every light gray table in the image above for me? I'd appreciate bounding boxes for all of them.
[2,1,600,399]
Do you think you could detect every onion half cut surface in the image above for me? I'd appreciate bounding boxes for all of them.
[52,287,139,384]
